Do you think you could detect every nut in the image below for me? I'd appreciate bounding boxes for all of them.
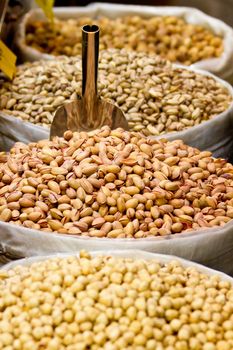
[0,50,230,136]
[25,15,223,65]
[0,126,233,238]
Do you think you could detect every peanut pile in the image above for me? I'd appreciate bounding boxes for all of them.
[0,127,233,238]
[0,51,231,136]
[25,15,223,65]
[0,251,232,349]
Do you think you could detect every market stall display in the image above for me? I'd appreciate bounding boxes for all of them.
[16,4,233,83]
[1,126,233,237]
[0,3,233,349]
[1,2,233,331]
[0,50,233,157]
[0,126,233,275]
[1,51,231,133]
[1,250,233,349]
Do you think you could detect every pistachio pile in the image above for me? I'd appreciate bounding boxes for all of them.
[0,251,233,349]
[25,15,223,65]
[0,126,233,238]
[0,50,231,136]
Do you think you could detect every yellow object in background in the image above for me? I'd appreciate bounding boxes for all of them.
[35,0,54,23]
[0,40,16,79]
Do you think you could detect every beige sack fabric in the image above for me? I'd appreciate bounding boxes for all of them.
[0,220,233,276]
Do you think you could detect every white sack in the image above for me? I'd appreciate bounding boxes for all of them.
[0,218,233,276]
[0,112,48,151]
[1,66,233,159]
[16,3,233,83]
[2,250,233,286]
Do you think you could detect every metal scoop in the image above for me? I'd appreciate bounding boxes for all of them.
[50,24,128,139]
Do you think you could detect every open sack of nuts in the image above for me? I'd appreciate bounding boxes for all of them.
[1,250,233,349]
[0,127,233,275]
[16,4,233,83]
[0,50,233,158]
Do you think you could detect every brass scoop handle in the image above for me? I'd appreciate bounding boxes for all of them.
[50,23,128,140]
[81,24,99,129]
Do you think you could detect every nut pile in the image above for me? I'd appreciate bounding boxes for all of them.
[0,50,231,135]
[25,15,223,65]
[0,251,233,349]
[0,126,233,238]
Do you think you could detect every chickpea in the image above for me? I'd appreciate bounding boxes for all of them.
[0,252,232,349]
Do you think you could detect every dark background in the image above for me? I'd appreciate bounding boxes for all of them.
[54,0,233,28]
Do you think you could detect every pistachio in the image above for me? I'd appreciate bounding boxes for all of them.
[0,49,230,137]
[97,192,107,205]
[0,208,12,222]
[0,126,233,238]
[26,15,223,65]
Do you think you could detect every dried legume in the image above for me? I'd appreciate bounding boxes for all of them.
[0,251,232,349]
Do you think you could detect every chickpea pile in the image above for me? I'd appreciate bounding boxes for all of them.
[1,127,233,238]
[25,16,223,65]
[0,251,233,349]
